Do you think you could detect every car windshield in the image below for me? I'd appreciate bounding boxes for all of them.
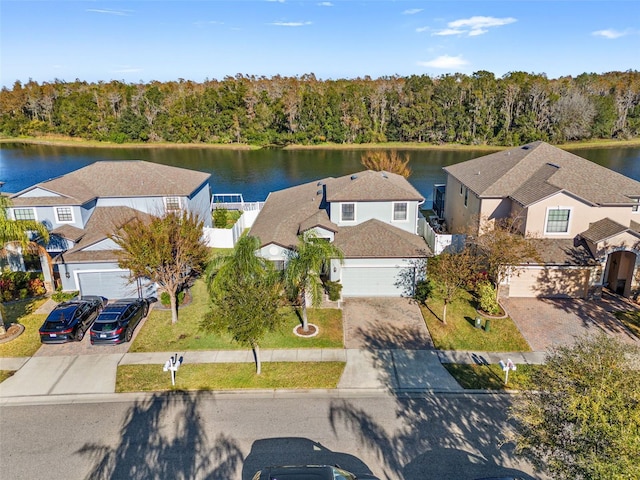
[92,321,119,332]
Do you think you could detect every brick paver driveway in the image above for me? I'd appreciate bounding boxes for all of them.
[342,297,434,350]
[501,292,640,351]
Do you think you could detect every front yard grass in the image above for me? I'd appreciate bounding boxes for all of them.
[0,297,48,357]
[130,280,344,352]
[0,370,15,383]
[443,363,540,390]
[116,361,345,392]
[614,310,640,339]
[421,291,531,352]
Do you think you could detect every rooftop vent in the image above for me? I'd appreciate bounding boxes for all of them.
[317,181,324,186]
[316,189,323,195]
[522,145,530,150]
[381,172,388,178]
[547,162,560,168]
[351,174,358,180]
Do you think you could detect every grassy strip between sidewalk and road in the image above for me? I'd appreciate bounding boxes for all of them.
[0,370,15,383]
[130,280,344,352]
[0,297,48,357]
[116,362,345,392]
[614,311,640,339]
[420,292,531,352]
[443,363,541,390]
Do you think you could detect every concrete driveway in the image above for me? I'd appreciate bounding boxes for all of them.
[342,297,434,350]
[501,292,640,351]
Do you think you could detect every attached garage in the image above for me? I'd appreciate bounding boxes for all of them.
[339,259,418,297]
[505,266,591,298]
[77,269,140,300]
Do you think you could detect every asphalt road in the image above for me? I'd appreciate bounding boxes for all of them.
[0,392,546,480]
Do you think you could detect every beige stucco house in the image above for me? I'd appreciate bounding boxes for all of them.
[440,141,640,299]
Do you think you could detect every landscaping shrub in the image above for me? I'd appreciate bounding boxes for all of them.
[0,271,46,302]
[414,279,433,305]
[476,281,501,315]
[323,280,342,301]
[52,289,79,302]
[160,290,186,307]
[213,208,229,228]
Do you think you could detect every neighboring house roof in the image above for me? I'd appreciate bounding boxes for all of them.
[334,219,430,258]
[11,160,210,206]
[55,206,153,263]
[326,170,423,202]
[444,141,640,206]
[579,217,638,243]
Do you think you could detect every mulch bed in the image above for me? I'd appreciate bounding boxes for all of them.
[0,323,25,344]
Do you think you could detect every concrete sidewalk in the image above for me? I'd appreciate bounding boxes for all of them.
[0,348,547,401]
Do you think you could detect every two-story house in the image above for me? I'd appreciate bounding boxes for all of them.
[7,160,211,299]
[249,170,431,297]
[441,141,640,299]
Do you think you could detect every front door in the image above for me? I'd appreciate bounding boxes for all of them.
[604,250,637,297]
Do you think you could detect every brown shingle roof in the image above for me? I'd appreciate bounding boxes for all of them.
[326,170,423,202]
[11,160,210,206]
[333,219,431,258]
[527,238,596,266]
[444,141,640,205]
[51,224,85,242]
[580,218,631,243]
[57,206,153,263]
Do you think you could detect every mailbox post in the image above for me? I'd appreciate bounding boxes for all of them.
[498,358,516,385]
[163,353,182,386]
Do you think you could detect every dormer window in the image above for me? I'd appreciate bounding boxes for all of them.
[13,208,36,221]
[164,197,182,212]
[341,203,355,222]
[55,206,74,223]
[393,202,408,221]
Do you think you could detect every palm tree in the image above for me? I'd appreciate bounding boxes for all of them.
[0,195,50,334]
[285,231,344,332]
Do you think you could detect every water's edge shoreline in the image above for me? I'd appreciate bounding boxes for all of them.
[2,136,640,151]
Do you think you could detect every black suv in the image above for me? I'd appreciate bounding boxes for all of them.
[90,297,154,345]
[39,296,107,343]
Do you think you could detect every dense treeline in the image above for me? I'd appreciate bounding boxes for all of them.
[1,71,639,146]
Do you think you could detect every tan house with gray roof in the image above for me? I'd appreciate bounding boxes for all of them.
[250,170,431,297]
[7,161,211,299]
[441,141,640,299]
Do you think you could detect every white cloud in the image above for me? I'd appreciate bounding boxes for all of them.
[111,67,143,73]
[592,29,628,39]
[417,55,468,69]
[434,15,516,37]
[86,8,131,16]
[270,21,313,27]
[317,2,333,6]
[266,0,286,3]
[403,9,423,15]
[416,26,429,33]
[194,20,224,27]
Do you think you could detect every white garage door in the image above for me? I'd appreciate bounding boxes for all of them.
[77,270,139,301]
[341,266,415,297]
[507,267,590,298]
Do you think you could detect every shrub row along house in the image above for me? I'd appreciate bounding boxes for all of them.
[3,142,640,302]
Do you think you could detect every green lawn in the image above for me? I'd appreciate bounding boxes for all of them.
[421,291,531,352]
[116,362,345,392]
[130,280,344,352]
[443,363,540,390]
[0,370,15,383]
[0,297,48,357]
[614,310,640,339]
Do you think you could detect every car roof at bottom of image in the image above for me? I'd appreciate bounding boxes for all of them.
[260,465,346,479]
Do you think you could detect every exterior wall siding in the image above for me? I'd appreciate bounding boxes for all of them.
[329,200,420,233]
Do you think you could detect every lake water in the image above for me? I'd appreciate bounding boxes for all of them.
[2,143,640,207]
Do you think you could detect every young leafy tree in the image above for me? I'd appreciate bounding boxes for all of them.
[284,231,344,332]
[360,150,412,178]
[111,210,209,324]
[508,334,640,480]
[0,195,50,334]
[203,235,284,374]
[426,246,477,324]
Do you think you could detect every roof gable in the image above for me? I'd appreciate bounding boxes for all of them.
[326,170,423,202]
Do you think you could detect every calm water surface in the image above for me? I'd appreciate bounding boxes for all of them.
[1,143,640,207]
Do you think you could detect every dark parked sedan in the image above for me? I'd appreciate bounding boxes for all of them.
[39,296,107,343]
[90,297,153,345]
[252,465,380,480]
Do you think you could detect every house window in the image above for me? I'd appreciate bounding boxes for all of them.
[545,208,570,233]
[271,260,285,271]
[341,203,355,222]
[164,197,182,211]
[632,199,639,213]
[464,188,469,207]
[13,208,36,221]
[55,206,74,223]
[393,202,408,221]
[460,184,463,195]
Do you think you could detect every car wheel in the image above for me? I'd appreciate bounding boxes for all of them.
[125,327,133,342]
[76,329,85,342]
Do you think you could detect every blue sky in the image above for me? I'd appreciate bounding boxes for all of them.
[1,1,639,87]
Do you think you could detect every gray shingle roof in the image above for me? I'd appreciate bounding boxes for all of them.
[333,219,431,258]
[527,238,596,266]
[326,170,423,202]
[579,217,633,243]
[444,141,640,205]
[11,160,210,206]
